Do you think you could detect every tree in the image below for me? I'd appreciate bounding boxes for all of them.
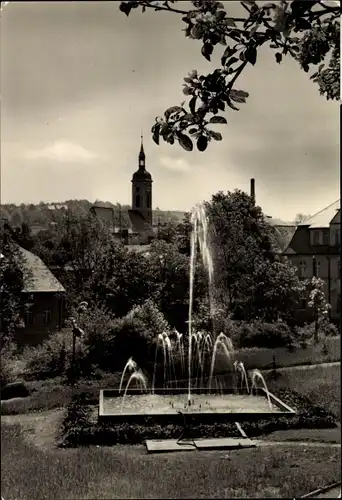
[175,212,192,256]
[120,0,340,151]
[147,240,191,328]
[205,190,305,321]
[155,219,179,244]
[294,213,311,224]
[308,276,331,343]
[0,228,25,348]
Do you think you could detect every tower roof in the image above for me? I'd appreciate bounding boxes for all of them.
[132,134,152,182]
[139,134,145,161]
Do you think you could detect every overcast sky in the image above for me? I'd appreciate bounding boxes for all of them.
[1,1,339,220]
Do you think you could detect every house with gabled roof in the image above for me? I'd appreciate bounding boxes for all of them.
[15,247,66,345]
[283,199,341,323]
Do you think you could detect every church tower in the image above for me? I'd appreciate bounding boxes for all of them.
[131,135,153,226]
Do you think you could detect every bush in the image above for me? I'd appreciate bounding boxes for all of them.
[21,330,86,381]
[112,301,171,371]
[294,321,339,347]
[112,316,154,371]
[0,343,20,388]
[126,300,170,340]
[59,392,94,447]
[235,321,293,349]
[72,303,117,372]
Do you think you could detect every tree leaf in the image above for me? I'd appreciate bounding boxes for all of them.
[209,131,223,141]
[227,100,240,111]
[209,116,227,124]
[226,56,239,67]
[189,96,197,114]
[245,46,257,65]
[225,18,236,27]
[231,89,249,99]
[197,136,208,152]
[201,43,213,62]
[177,133,193,152]
[119,2,132,16]
[152,126,160,146]
[217,100,225,111]
[184,77,192,83]
[164,106,183,120]
[275,52,282,64]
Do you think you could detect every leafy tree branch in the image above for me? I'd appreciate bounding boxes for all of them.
[120,0,340,151]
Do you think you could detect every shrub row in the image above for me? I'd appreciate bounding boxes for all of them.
[11,298,339,383]
[59,388,337,448]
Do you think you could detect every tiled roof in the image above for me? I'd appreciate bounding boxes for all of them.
[298,200,340,228]
[90,205,115,225]
[272,225,297,252]
[128,209,153,234]
[19,247,65,293]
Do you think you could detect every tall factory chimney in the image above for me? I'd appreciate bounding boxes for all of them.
[250,178,255,203]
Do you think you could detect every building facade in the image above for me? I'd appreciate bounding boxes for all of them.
[16,247,66,345]
[128,136,154,243]
[283,200,341,323]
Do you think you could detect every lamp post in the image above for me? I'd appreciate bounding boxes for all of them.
[312,256,318,344]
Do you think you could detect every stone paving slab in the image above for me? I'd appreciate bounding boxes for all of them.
[145,439,197,453]
[146,437,256,453]
[194,437,256,450]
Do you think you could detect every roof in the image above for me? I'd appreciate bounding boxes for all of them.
[132,169,152,181]
[266,217,294,227]
[126,244,152,255]
[19,247,66,293]
[90,205,115,225]
[298,200,340,228]
[272,225,297,252]
[128,209,153,234]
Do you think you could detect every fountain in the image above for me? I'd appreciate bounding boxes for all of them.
[99,203,296,429]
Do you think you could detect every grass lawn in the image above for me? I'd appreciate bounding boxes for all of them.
[215,336,341,372]
[264,364,341,421]
[1,421,341,499]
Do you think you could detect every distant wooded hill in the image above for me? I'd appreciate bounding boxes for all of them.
[0,200,186,233]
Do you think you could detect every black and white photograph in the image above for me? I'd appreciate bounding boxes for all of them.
[0,1,340,498]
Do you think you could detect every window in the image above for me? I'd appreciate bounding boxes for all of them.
[135,194,140,208]
[147,194,151,208]
[136,187,140,193]
[299,290,306,309]
[24,310,33,326]
[139,159,144,167]
[334,230,340,246]
[44,308,52,324]
[323,231,329,245]
[298,260,306,277]
[315,259,321,277]
[337,260,341,277]
[313,231,320,245]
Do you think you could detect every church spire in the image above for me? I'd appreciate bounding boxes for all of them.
[138,132,145,168]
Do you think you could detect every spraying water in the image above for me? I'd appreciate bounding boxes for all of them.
[251,369,272,409]
[208,332,234,390]
[188,204,216,402]
[188,211,198,402]
[121,370,147,413]
[119,357,137,393]
[235,361,250,393]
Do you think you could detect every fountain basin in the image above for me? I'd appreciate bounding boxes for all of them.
[98,388,296,425]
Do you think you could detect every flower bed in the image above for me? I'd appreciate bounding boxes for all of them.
[59,388,337,447]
